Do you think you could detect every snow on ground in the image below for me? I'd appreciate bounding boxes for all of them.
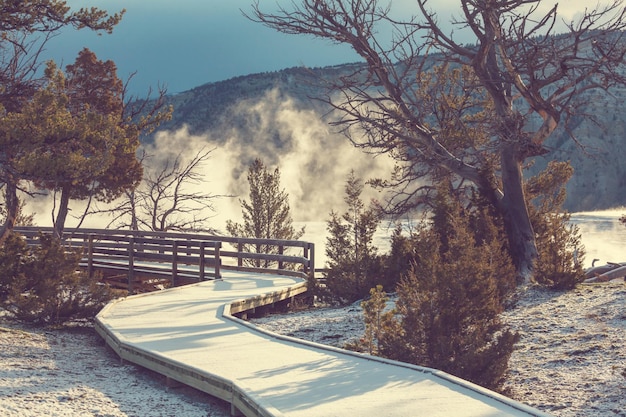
[0,322,231,417]
[501,281,626,416]
[251,281,626,417]
[0,280,624,417]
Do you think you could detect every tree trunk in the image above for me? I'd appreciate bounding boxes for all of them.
[53,187,71,239]
[498,144,538,284]
[128,190,139,231]
[0,179,19,246]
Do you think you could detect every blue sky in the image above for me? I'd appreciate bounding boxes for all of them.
[49,1,593,96]
[51,1,363,96]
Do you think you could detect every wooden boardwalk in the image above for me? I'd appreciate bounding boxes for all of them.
[95,271,552,417]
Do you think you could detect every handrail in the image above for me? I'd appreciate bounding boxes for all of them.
[13,227,315,293]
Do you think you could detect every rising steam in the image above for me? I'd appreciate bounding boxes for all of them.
[151,87,395,228]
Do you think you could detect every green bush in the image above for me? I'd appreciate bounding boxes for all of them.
[1,233,113,325]
[379,223,418,291]
[353,285,395,355]
[526,161,586,289]
[377,225,518,391]
[532,212,586,290]
[351,189,519,392]
[0,232,30,298]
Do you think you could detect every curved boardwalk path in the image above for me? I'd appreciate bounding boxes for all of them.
[95,271,551,417]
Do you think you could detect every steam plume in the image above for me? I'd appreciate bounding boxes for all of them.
[153,87,395,227]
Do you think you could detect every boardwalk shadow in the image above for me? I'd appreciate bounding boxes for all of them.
[240,354,425,412]
[239,349,513,415]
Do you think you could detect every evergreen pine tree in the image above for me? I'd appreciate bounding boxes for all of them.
[324,171,383,303]
[380,222,417,290]
[226,159,304,268]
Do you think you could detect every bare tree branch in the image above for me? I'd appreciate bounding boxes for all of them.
[96,147,229,233]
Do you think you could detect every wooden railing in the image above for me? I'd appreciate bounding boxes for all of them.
[14,227,315,293]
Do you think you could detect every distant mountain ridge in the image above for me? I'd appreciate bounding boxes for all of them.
[148,61,626,213]
[153,64,355,136]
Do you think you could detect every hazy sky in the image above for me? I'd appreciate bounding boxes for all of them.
[49,1,598,96]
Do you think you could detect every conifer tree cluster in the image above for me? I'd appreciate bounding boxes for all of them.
[323,162,586,391]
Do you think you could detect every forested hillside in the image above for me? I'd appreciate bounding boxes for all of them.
[146,61,626,213]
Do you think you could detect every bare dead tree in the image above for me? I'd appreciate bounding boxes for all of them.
[143,148,217,232]
[249,0,626,282]
[99,147,226,233]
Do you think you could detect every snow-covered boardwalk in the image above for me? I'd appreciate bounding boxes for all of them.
[95,271,551,417]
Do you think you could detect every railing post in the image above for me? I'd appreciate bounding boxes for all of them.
[199,241,206,281]
[278,245,284,270]
[172,241,179,287]
[309,243,315,276]
[88,234,94,279]
[215,242,221,279]
[237,240,243,268]
[128,237,135,294]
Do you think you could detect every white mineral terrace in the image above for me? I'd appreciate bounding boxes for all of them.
[95,271,552,417]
